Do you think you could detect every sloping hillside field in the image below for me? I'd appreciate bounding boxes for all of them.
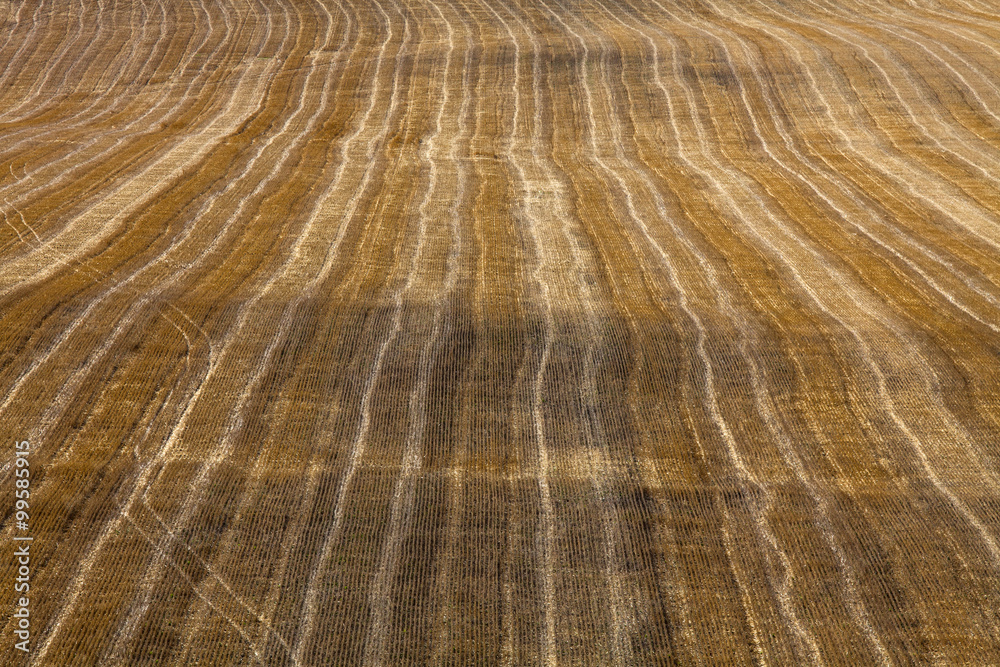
[4,0,1000,663]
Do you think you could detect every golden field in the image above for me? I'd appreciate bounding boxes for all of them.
[2,0,1000,663]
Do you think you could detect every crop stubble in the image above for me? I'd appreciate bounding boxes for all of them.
[2,0,1000,663]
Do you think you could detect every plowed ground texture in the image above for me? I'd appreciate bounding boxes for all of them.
[3,0,1000,664]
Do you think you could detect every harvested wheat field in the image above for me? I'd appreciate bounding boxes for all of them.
[3,0,1000,663]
